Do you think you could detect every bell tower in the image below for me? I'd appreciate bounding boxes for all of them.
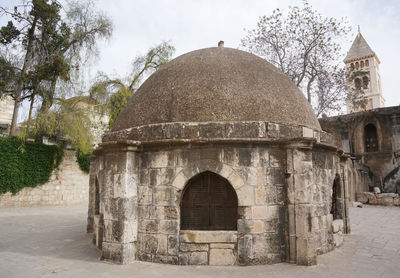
[344,27,385,113]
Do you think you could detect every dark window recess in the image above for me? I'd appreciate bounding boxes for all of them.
[364,123,378,152]
[180,171,238,230]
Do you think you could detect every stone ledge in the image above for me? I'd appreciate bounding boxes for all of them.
[101,121,332,145]
[179,230,237,243]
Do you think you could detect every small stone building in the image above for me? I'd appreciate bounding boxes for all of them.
[87,47,351,266]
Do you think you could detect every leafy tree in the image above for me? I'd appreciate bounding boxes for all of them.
[0,0,112,136]
[241,0,350,116]
[89,41,175,128]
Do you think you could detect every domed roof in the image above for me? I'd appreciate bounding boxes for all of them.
[112,47,321,132]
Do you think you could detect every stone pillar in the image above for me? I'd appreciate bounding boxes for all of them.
[286,143,317,266]
[340,157,351,234]
[101,146,139,264]
[87,155,97,233]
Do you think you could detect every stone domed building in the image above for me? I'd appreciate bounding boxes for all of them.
[87,46,351,266]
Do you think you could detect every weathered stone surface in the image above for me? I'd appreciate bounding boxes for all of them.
[333,232,343,247]
[209,249,236,266]
[179,231,237,243]
[188,252,208,265]
[179,243,209,252]
[210,243,235,249]
[332,219,343,234]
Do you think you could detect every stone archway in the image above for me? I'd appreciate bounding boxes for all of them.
[180,171,238,231]
[171,159,251,206]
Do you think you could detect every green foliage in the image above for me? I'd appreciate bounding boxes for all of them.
[89,41,175,129]
[0,137,64,194]
[20,97,94,154]
[108,87,132,129]
[0,21,20,44]
[76,150,92,173]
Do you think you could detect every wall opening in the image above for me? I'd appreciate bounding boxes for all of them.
[364,123,378,152]
[331,175,341,220]
[180,171,238,230]
[95,177,100,215]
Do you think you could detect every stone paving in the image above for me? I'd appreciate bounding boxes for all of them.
[0,204,399,278]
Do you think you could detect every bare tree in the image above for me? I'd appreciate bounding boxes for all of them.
[241,0,350,116]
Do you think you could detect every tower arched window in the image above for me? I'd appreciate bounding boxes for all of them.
[355,62,359,69]
[350,63,354,70]
[365,60,369,67]
[355,78,361,90]
[360,61,364,68]
[180,171,238,230]
[364,124,378,152]
[362,76,369,89]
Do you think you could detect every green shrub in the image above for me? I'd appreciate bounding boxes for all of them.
[76,150,92,173]
[0,137,64,194]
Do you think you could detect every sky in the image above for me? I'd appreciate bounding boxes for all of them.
[93,0,399,108]
[1,0,400,120]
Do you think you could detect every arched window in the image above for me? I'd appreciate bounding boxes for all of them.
[360,61,364,68]
[350,63,354,70]
[180,171,238,230]
[355,62,359,69]
[362,76,369,89]
[354,78,361,90]
[365,59,369,67]
[364,124,378,152]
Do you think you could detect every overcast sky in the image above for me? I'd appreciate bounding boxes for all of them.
[1,0,400,120]
[93,0,399,108]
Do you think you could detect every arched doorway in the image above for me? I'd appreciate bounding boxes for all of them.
[180,171,238,230]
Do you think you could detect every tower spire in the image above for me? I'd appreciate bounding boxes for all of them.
[358,25,360,34]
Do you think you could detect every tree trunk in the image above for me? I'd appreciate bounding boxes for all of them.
[26,94,35,133]
[9,17,38,136]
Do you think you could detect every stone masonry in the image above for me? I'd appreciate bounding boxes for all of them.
[0,150,88,207]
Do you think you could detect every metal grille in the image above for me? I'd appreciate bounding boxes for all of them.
[180,171,238,230]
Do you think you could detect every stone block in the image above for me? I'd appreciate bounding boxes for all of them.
[333,232,343,247]
[101,242,135,264]
[178,253,189,265]
[159,220,179,234]
[179,230,237,243]
[302,127,314,138]
[157,234,168,255]
[209,249,236,266]
[332,219,343,233]
[236,186,254,206]
[210,243,235,249]
[167,235,178,255]
[252,206,268,219]
[253,220,264,233]
[188,252,208,265]
[180,243,209,252]
[356,192,368,203]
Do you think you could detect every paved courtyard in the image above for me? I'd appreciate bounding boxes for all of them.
[0,204,399,278]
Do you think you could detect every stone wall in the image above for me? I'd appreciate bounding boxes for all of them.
[311,148,338,255]
[0,150,89,207]
[88,139,348,266]
[133,145,288,265]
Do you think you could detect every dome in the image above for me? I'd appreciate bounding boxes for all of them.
[112,47,321,132]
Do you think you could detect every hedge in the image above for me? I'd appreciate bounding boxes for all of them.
[76,150,92,173]
[0,137,64,194]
